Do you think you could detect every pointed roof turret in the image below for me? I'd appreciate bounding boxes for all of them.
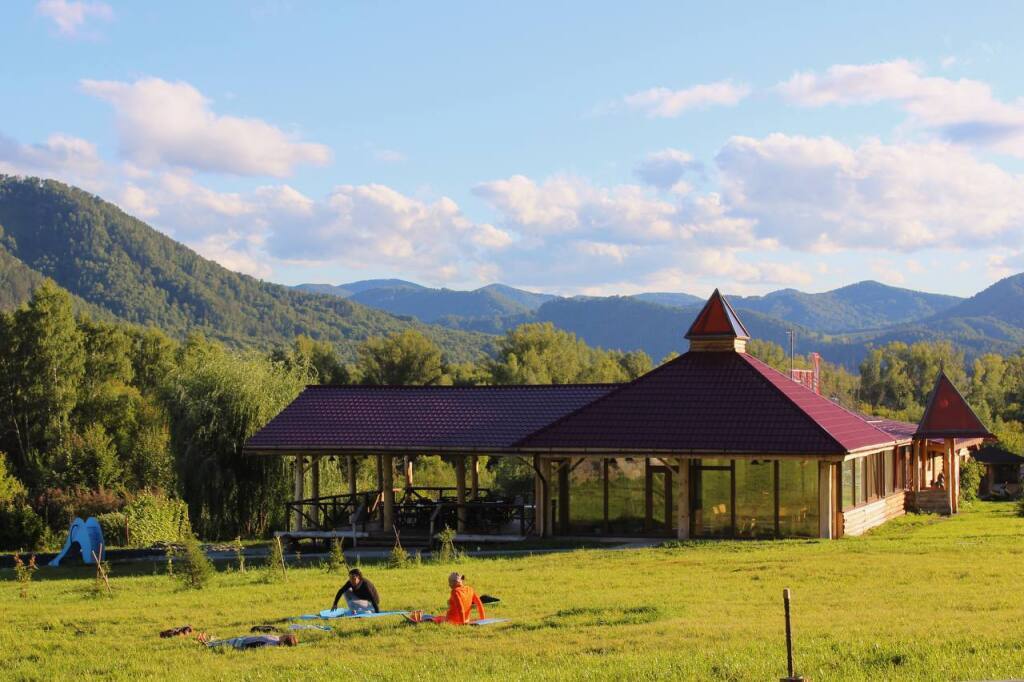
[914,371,993,440]
[685,289,750,352]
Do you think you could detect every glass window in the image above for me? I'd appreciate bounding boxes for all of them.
[694,460,732,537]
[855,457,866,506]
[778,460,819,537]
[735,460,775,538]
[865,455,878,501]
[604,458,644,535]
[842,459,855,511]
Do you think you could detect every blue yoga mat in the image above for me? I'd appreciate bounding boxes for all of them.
[296,609,409,621]
[471,618,510,626]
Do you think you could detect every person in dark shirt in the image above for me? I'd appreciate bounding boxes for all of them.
[331,568,380,613]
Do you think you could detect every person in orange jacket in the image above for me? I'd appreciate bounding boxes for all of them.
[408,572,486,625]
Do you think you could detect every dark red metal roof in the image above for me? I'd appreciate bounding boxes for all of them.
[685,289,750,340]
[516,352,895,454]
[244,384,619,453]
[915,372,993,439]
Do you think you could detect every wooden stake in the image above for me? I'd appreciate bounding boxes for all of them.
[92,550,111,596]
[781,588,805,681]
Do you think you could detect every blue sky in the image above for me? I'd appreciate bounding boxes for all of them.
[3,1,1024,297]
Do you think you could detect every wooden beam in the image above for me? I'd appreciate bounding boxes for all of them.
[664,466,673,534]
[456,455,467,533]
[533,454,545,537]
[404,456,414,489]
[470,455,479,499]
[602,458,610,533]
[347,455,357,497]
[818,461,833,539]
[293,456,305,531]
[644,458,653,532]
[557,459,570,534]
[382,454,394,531]
[676,458,690,540]
[310,455,321,528]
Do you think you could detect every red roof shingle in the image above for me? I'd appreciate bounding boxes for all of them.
[915,372,993,439]
[244,384,619,453]
[516,352,896,454]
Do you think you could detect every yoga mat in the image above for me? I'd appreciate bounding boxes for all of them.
[471,618,510,626]
[296,609,409,621]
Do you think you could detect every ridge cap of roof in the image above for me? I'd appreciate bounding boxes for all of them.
[741,353,896,452]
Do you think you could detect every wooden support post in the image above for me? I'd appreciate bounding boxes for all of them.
[677,458,690,540]
[602,458,610,533]
[456,455,467,533]
[663,467,673,534]
[347,455,357,497]
[533,455,546,538]
[293,456,305,531]
[382,454,394,531]
[557,459,570,534]
[945,438,955,514]
[470,455,479,499]
[310,455,321,529]
[544,458,555,537]
[818,461,833,539]
[375,454,383,492]
[643,458,653,532]
[404,456,414,489]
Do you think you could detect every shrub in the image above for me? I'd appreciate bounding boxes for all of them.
[265,536,287,583]
[123,492,190,547]
[1016,497,1024,518]
[35,487,123,532]
[327,538,346,573]
[96,512,128,547]
[176,533,214,590]
[13,553,37,598]
[387,537,411,569]
[434,526,462,564]
[0,502,46,551]
[960,459,985,503]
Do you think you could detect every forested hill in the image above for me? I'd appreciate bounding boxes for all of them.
[0,176,492,361]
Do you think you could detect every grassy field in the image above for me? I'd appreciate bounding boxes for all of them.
[2,502,1023,681]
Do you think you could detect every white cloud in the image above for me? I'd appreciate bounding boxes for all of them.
[635,148,701,190]
[0,133,106,194]
[715,133,1024,251]
[80,78,331,176]
[623,80,750,118]
[778,60,1024,157]
[36,0,112,36]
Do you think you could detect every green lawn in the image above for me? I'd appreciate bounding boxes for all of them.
[3,502,1023,681]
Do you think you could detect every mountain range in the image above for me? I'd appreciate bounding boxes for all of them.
[296,273,1022,366]
[0,176,492,362]
[1,174,1022,370]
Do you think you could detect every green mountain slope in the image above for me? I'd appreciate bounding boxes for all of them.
[0,176,492,361]
[731,281,962,333]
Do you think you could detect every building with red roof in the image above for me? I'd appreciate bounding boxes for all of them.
[245,289,992,541]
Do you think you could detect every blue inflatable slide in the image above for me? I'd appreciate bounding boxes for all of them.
[49,516,105,567]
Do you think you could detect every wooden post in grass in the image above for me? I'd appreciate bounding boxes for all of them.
[781,588,804,682]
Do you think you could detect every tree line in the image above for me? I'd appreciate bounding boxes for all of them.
[1,281,1022,549]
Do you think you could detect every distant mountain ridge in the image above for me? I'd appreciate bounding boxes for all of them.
[0,176,492,362]
[290,274,1024,368]
[1,175,1021,371]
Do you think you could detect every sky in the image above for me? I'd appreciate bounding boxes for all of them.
[3,1,1024,298]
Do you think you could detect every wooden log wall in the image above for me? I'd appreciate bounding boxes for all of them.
[841,491,906,537]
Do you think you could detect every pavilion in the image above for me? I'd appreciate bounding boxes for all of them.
[244,290,994,542]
